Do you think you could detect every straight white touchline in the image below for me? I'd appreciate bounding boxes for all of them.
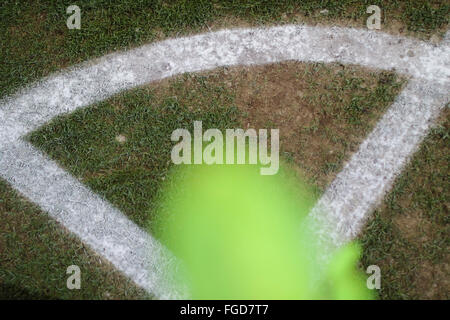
[0,25,448,299]
[308,78,449,259]
[0,141,184,299]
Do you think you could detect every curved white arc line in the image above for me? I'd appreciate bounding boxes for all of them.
[1,25,448,137]
[0,25,449,299]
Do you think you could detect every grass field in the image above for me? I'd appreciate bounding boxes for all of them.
[0,0,448,299]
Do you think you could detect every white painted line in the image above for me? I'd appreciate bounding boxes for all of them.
[308,78,449,256]
[0,25,449,298]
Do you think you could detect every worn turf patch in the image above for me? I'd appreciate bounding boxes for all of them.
[0,179,149,299]
[211,62,406,192]
[360,108,449,300]
[27,62,404,228]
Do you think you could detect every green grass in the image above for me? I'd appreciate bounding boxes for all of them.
[359,109,449,299]
[28,78,242,227]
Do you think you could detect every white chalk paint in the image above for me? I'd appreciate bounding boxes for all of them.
[0,25,449,299]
